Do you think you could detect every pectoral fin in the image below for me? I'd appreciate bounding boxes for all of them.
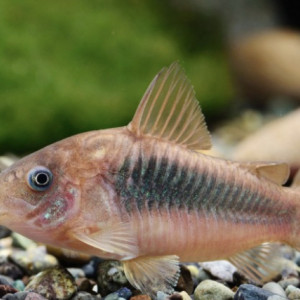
[123,255,180,297]
[72,222,139,260]
[228,243,281,283]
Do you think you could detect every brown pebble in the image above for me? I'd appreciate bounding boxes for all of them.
[0,262,24,279]
[0,284,18,297]
[168,293,183,300]
[76,278,96,293]
[130,295,151,300]
[175,265,193,294]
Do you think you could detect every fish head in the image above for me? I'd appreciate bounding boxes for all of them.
[0,136,82,243]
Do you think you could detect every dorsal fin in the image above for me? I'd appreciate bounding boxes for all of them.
[128,62,211,151]
[241,161,289,185]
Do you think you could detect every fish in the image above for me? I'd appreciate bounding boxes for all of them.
[0,62,300,297]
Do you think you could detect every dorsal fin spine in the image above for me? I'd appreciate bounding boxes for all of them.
[179,105,200,144]
[167,87,191,140]
[151,72,177,136]
[160,78,186,138]
[142,69,168,134]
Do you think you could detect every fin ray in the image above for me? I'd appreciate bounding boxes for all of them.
[123,255,180,297]
[228,243,281,283]
[241,162,289,185]
[72,222,139,260]
[292,169,300,189]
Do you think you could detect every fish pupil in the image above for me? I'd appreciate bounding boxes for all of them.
[34,172,49,186]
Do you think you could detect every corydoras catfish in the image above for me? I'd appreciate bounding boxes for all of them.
[0,63,300,297]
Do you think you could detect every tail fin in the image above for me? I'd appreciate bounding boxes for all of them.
[291,169,300,190]
[289,169,300,251]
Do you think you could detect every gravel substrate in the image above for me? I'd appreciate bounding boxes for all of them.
[0,228,299,299]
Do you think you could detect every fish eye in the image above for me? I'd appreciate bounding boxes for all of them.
[27,166,53,192]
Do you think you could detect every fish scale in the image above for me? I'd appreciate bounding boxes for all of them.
[0,62,299,297]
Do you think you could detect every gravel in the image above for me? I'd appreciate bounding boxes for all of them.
[0,235,299,299]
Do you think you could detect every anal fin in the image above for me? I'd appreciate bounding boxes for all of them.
[123,255,180,297]
[228,243,281,283]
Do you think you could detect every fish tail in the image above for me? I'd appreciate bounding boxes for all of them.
[288,169,300,250]
[291,169,300,190]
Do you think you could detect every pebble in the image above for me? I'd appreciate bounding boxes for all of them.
[167,292,183,300]
[294,251,300,267]
[24,292,48,300]
[2,291,28,300]
[13,280,25,291]
[25,266,77,300]
[194,279,234,300]
[185,264,211,286]
[179,291,192,300]
[176,265,193,294]
[129,295,151,300]
[277,258,300,278]
[286,285,300,300]
[83,258,103,278]
[262,282,286,297]
[11,234,36,250]
[0,248,13,258]
[116,287,132,299]
[97,261,130,296]
[279,245,295,261]
[0,262,24,279]
[0,237,13,250]
[68,268,86,279]
[200,261,237,283]
[76,278,96,293]
[0,284,18,297]
[104,293,123,300]
[103,288,132,300]
[2,291,47,300]
[0,275,14,287]
[234,284,286,300]
[71,291,101,300]
[164,291,193,300]
[185,265,200,280]
[157,291,169,300]
[10,247,58,275]
[278,277,300,290]
[0,227,12,239]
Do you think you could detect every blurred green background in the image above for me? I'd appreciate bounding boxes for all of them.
[0,0,234,155]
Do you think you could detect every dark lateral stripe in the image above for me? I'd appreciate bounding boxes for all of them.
[188,171,208,212]
[142,156,157,211]
[115,157,132,212]
[114,155,289,224]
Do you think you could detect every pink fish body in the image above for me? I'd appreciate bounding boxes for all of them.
[0,63,299,296]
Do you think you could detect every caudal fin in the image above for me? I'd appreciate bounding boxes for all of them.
[291,169,300,189]
[288,169,300,251]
